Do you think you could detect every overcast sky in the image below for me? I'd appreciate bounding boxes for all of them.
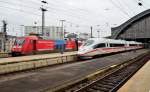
[0,0,150,37]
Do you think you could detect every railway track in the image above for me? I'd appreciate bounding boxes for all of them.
[0,50,135,75]
[57,51,150,92]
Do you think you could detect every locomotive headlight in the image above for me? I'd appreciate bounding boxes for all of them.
[78,46,93,54]
[18,46,22,48]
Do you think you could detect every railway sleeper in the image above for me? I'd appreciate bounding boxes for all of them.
[99,81,118,86]
[96,83,113,89]
[101,79,121,84]
[87,88,98,92]
[106,77,123,81]
[92,85,110,91]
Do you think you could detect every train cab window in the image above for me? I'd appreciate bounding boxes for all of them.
[93,43,105,49]
[14,38,25,46]
[83,40,94,46]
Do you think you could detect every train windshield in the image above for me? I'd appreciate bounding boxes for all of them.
[14,38,25,46]
[83,40,94,46]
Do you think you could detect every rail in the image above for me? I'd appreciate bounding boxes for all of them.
[53,50,150,92]
[71,52,150,92]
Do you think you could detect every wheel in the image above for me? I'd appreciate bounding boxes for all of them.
[11,52,16,57]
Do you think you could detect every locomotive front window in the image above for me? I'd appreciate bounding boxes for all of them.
[83,40,94,46]
[93,43,106,49]
[14,38,25,46]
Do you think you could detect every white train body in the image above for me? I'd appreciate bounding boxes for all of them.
[78,38,143,58]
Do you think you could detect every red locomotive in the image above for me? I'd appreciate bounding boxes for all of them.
[11,36,78,56]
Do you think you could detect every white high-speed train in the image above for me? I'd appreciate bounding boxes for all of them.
[78,38,143,58]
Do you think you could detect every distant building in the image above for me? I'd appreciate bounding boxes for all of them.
[24,26,63,40]
[66,32,91,41]
[78,33,91,40]
[66,33,78,39]
[0,32,16,52]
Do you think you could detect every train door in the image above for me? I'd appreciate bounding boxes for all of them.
[32,40,36,54]
[32,40,36,50]
[29,39,36,54]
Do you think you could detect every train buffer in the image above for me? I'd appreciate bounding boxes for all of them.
[118,60,150,92]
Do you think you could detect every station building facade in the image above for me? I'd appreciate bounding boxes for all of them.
[24,26,63,40]
[0,32,16,52]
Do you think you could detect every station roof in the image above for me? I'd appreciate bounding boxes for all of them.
[111,9,150,39]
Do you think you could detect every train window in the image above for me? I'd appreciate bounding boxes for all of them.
[14,38,25,46]
[110,44,124,47]
[130,44,137,46]
[83,40,94,46]
[93,43,105,49]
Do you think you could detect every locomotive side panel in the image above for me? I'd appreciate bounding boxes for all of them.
[36,40,55,51]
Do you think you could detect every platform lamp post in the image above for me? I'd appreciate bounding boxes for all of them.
[97,31,100,38]
[97,25,100,38]
[59,20,66,54]
[2,20,7,52]
[90,26,93,38]
[138,0,143,6]
[40,0,48,36]
[60,20,66,39]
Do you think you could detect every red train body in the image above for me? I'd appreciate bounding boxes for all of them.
[11,36,78,56]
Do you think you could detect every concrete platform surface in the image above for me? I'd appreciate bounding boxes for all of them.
[118,60,150,92]
[0,49,148,92]
[0,51,77,64]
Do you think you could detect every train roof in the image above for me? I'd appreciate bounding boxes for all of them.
[87,38,142,44]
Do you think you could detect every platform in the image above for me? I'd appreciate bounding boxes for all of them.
[118,60,150,92]
[0,51,77,64]
[0,49,148,92]
[0,51,77,74]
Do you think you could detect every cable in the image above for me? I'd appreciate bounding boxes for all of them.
[0,0,38,10]
[0,0,111,30]
[0,5,41,16]
[117,0,136,16]
[0,5,90,29]
[109,0,131,18]
[24,0,110,23]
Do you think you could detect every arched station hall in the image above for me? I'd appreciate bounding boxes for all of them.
[110,9,150,47]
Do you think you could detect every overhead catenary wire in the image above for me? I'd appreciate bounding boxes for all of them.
[1,0,142,32]
[0,1,91,28]
[117,0,136,16]
[0,0,38,10]
[0,1,110,28]
[109,0,131,18]
[0,5,41,16]
[0,0,89,23]
[24,0,110,23]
